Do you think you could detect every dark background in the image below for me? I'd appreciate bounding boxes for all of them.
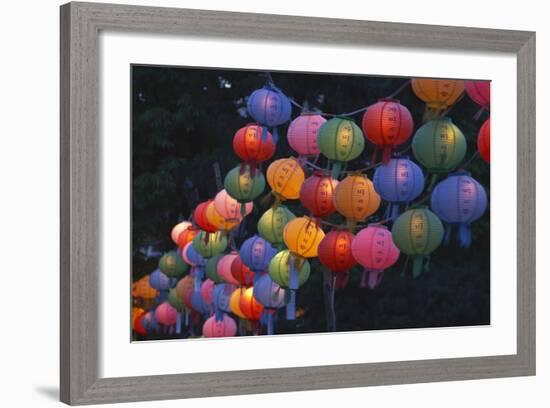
[132,65,490,334]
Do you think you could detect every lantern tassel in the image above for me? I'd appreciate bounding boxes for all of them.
[412,255,424,279]
[286,290,296,321]
[194,268,204,291]
[176,311,181,334]
[215,307,224,322]
[261,126,269,142]
[458,223,472,248]
[390,203,400,221]
[361,269,383,289]
[272,127,279,145]
[444,224,453,245]
[323,269,337,332]
[427,173,439,192]
[334,271,350,289]
[474,106,486,121]
[382,145,393,164]
[289,258,299,290]
[184,309,189,327]
[331,160,343,180]
[347,219,357,233]
[240,203,246,217]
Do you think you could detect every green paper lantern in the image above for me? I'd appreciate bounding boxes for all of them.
[192,231,228,258]
[411,118,467,173]
[158,250,189,278]
[168,288,185,312]
[205,254,225,283]
[268,249,311,289]
[223,164,266,203]
[317,117,365,162]
[257,206,295,246]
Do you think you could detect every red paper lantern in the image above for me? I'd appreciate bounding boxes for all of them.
[299,172,338,218]
[133,312,147,336]
[233,124,275,163]
[318,230,357,273]
[239,287,264,321]
[177,226,199,249]
[361,98,413,162]
[193,200,218,233]
[478,118,490,163]
[230,255,256,286]
[465,80,490,109]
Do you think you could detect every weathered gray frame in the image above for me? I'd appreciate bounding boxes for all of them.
[60,1,536,405]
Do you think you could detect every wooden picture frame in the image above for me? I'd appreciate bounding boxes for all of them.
[60,2,536,405]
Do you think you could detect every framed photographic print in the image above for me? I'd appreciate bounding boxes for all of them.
[60,1,536,405]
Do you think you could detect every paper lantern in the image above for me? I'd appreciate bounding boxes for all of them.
[229,288,247,319]
[239,286,264,321]
[171,221,191,244]
[192,230,228,258]
[268,249,311,288]
[318,230,356,273]
[239,235,277,274]
[464,80,490,109]
[352,225,400,288]
[392,208,444,277]
[214,189,253,221]
[230,255,256,287]
[193,200,218,233]
[266,157,305,201]
[200,279,215,305]
[191,290,211,316]
[159,250,189,278]
[206,201,240,232]
[361,99,414,162]
[317,117,365,178]
[216,252,241,285]
[299,172,338,218]
[247,86,292,128]
[155,302,178,326]
[478,118,490,163]
[253,274,286,335]
[175,275,195,300]
[182,242,206,267]
[233,124,275,162]
[212,283,237,313]
[373,157,425,219]
[333,174,381,231]
[203,314,237,338]
[257,206,295,246]
[167,288,184,312]
[132,276,159,299]
[287,114,326,156]
[149,269,171,291]
[133,311,147,336]
[177,226,199,249]
[205,254,224,283]
[412,78,464,119]
[430,172,488,248]
[224,163,266,203]
[283,216,325,258]
[141,311,159,334]
[412,118,467,174]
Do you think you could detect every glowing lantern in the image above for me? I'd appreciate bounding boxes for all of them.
[266,157,305,201]
[230,255,255,287]
[257,206,295,246]
[239,286,264,321]
[430,172,488,248]
[193,200,218,233]
[192,231,228,258]
[464,80,490,109]
[229,288,247,319]
[283,216,325,258]
[318,230,356,273]
[412,118,467,177]
[317,117,365,178]
[287,114,326,156]
[159,250,189,279]
[177,226,199,249]
[239,235,277,277]
[392,208,444,277]
[412,78,465,120]
[373,157,425,220]
[214,189,253,222]
[155,302,177,326]
[299,172,338,218]
[233,124,275,163]
[133,312,147,336]
[171,221,191,244]
[205,201,240,232]
[268,249,311,288]
[478,118,490,163]
[224,163,266,203]
[203,314,237,338]
[200,279,215,305]
[205,254,224,283]
[247,86,292,129]
[216,252,241,285]
[361,99,414,162]
[352,225,400,288]
[253,274,286,335]
[333,174,381,231]
[149,269,171,291]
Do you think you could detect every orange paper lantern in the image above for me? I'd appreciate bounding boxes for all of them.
[333,174,381,230]
[239,287,264,321]
[266,157,305,200]
[283,216,325,258]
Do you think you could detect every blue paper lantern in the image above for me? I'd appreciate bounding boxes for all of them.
[239,235,277,275]
[430,172,488,247]
[149,269,171,291]
[191,290,211,317]
[247,85,292,143]
[211,283,237,321]
[253,274,285,335]
[373,157,425,220]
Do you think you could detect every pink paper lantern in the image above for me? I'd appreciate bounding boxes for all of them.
[171,221,192,244]
[351,225,400,288]
[155,302,178,326]
[202,314,237,338]
[217,252,241,285]
[200,279,215,305]
[287,114,326,156]
[214,189,253,221]
[464,80,490,109]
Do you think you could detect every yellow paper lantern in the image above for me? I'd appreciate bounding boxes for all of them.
[333,174,381,231]
[412,78,465,120]
[283,216,325,258]
[266,157,305,200]
[132,275,159,300]
[229,288,247,319]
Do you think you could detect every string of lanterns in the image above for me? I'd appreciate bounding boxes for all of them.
[133,75,491,339]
